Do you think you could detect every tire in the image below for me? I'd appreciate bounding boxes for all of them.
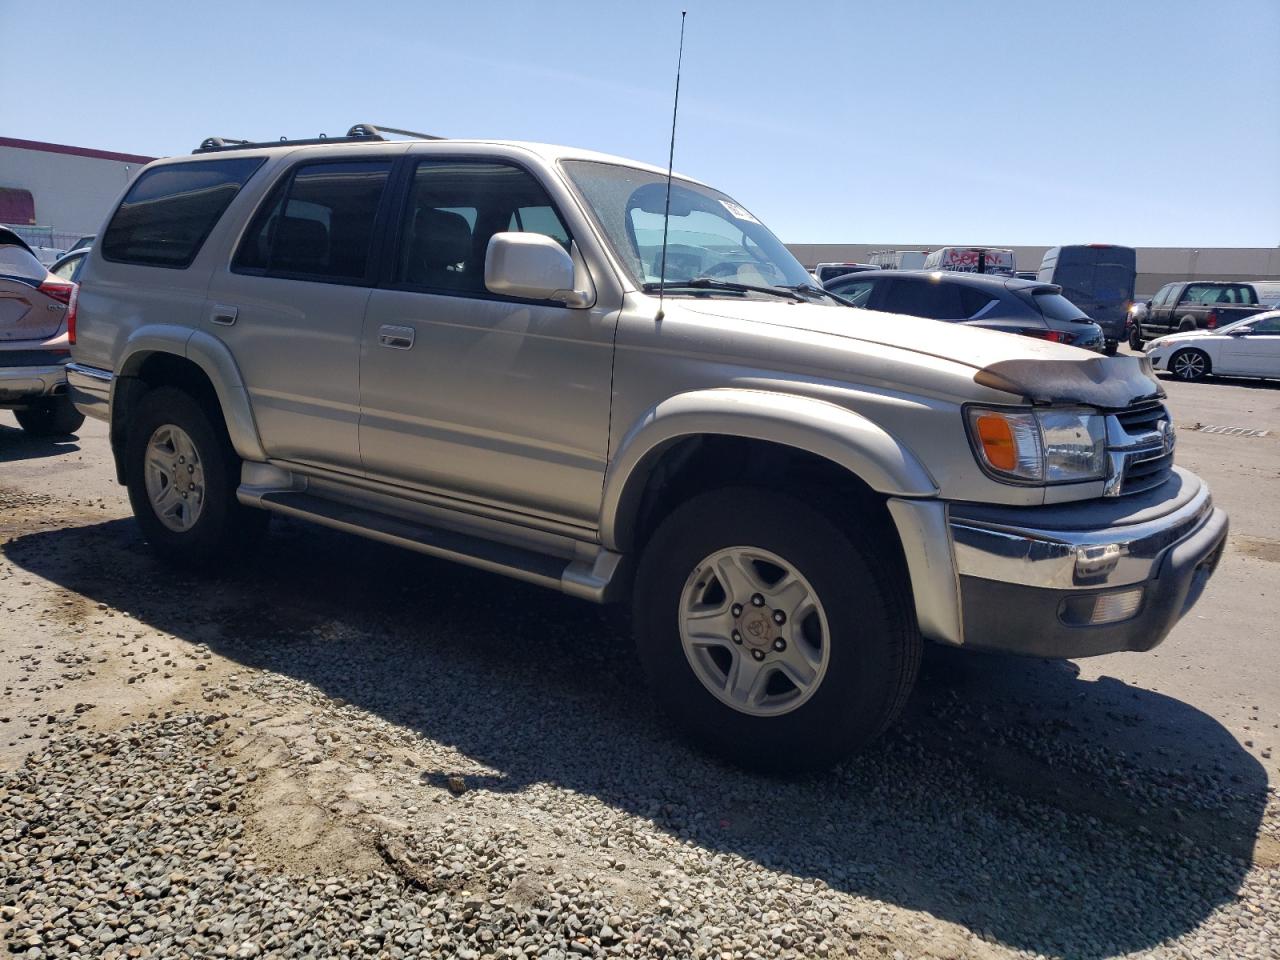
[125,387,267,566]
[632,487,920,774]
[1177,316,1197,333]
[1103,339,1118,356]
[14,395,85,436]
[1128,327,1144,351]
[1169,348,1210,382]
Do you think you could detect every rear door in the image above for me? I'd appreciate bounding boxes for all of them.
[205,154,400,474]
[872,276,967,319]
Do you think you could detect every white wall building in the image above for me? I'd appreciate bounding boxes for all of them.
[0,137,155,247]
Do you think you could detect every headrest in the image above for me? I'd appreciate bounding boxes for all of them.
[414,208,472,266]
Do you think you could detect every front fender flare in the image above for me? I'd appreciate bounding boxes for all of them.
[600,388,938,551]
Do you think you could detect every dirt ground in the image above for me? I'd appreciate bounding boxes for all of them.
[1,367,1278,958]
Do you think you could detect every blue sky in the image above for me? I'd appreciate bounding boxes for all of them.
[3,0,1277,246]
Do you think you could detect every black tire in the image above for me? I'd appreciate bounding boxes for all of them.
[1128,327,1144,351]
[1103,339,1119,356]
[125,387,267,566]
[1177,316,1197,333]
[632,487,920,774]
[14,396,85,436]
[1169,348,1210,382]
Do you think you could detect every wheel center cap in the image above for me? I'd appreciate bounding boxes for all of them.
[741,609,773,649]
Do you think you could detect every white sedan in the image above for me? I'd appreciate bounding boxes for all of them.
[1145,310,1280,382]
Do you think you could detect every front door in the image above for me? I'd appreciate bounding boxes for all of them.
[359,157,615,528]
[205,156,396,474]
[1221,314,1280,376]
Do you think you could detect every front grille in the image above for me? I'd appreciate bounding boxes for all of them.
[1122,448,1174,494]
[1106,400,1175,496]
[1114,401,1167,438]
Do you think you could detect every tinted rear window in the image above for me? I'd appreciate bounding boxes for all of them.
[101,158,263,268]
[1034,292,1089,322]
[0,242,47,282]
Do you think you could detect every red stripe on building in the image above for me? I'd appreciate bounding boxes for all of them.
[0,137,156,166]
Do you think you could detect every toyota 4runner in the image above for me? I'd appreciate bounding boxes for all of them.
[67,126,1228,771]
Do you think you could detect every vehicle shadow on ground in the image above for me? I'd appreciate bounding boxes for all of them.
[0,422,81,463]
[4,516,1268,959]
[1154,372,1280,392]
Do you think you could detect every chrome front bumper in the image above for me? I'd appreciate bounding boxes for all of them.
[66,362,113,421]
[891,468,1228,658]
[0,363,70,403]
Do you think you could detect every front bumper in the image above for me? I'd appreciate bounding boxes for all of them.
[945,468,1227,657]
[0,362,70,405]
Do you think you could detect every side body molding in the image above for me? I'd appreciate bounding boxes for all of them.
[600,388,938,551]
[114,326,267,463]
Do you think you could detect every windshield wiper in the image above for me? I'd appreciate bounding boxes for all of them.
[784,283,854,307]
[642,277,807,303]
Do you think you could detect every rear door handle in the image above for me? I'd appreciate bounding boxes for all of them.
[211,304,238,326]
[378,324,415,350]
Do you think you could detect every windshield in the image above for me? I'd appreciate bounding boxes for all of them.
[561,160,812,293]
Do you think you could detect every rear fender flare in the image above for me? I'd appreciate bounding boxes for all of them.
[114,326,266,462]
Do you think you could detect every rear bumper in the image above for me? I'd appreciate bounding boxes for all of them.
[66,362,113,421]
[0,363,69,405]
[947,472,1227,657]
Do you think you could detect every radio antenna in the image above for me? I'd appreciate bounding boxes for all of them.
[655,10,687,323]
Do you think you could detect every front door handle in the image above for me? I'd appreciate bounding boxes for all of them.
[211,304,238,326]
[378,324,415,350]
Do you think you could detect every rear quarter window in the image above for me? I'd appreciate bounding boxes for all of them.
[101,157,264,268]
[1033,292,1089,322]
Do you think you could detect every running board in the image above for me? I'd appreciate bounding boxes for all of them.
[254,491,621,603]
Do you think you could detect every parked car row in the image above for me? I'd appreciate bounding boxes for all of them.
[1130,280,1274,348]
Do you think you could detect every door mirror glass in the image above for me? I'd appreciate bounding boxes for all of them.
[485,232,583,305]
[1230,326,1253,336]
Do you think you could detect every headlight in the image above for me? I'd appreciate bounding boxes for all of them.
[966,407,1107,484]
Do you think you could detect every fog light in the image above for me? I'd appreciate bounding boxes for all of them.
[1058,587,1144,626]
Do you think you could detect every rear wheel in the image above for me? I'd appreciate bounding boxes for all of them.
[14,396,84,436]
[1177,316,1197,333]
[1170,348,1210,382]
[632,487,920,773]
[125,387,266,566]
[1103,339,1118,356]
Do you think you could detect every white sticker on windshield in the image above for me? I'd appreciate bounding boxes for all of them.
[719,199,761,224]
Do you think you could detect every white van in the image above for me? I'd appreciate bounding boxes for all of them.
[867,250,928,270]
[922,247,1015,276]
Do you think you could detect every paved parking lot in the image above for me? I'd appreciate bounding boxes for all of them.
[1,366,1278,959]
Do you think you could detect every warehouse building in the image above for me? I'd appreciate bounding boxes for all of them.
[0,137,154,250]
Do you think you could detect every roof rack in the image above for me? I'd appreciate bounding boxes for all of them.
[193,123,444,154]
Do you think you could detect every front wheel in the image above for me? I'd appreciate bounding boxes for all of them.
[1170,348,1210,382]
[632,488,920,773]
[14,395,85,436]
[125,387,267,566]
[1128,327,1145,351]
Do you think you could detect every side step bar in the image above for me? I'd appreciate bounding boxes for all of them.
[254,491,621,603]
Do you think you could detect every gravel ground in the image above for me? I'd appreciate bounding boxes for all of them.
[2,393,1279,959]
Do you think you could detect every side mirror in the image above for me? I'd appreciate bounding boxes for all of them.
[485,232,591,307]
[1230,326,1253,336]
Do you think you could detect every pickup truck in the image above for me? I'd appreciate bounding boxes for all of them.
[66,128,1229,772]
[1132,280,1269,348]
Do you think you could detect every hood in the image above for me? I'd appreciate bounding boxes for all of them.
[675,298,1163,408]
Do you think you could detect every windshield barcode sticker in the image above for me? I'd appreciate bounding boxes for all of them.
[719,199,760,224]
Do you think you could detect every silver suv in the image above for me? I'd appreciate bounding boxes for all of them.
[68,127,1228,771]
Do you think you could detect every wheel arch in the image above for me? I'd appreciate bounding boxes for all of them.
[601,389,938,554]
[109,327,265,483]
